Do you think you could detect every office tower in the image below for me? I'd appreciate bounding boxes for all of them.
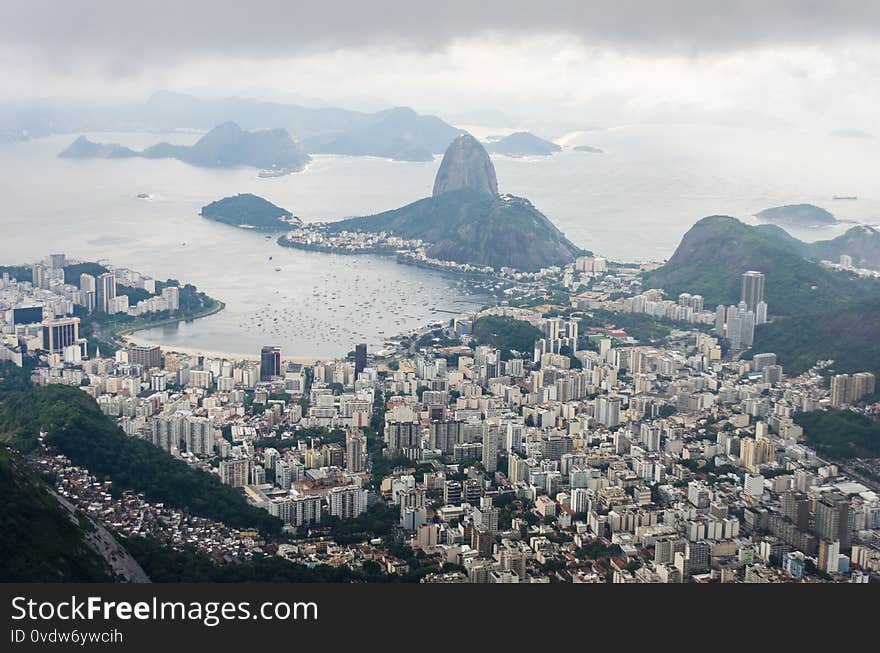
[328,485,368,519]
[259,345,281,381]
[128,344,162,369]
[95,272,117,313]
[354,342,367,379]
[42,317,80,354]
[346,428,367,473]
[741,271,765,312]
[12,306,43,325]
[815,493,851,550]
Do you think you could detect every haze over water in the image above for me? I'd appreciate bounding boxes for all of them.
[0,124,877,357]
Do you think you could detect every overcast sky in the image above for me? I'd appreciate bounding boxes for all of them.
[3,1,880,132]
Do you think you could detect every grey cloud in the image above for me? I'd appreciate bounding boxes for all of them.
[5,0,880,67]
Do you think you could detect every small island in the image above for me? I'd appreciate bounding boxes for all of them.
[486,132,561,157]
[755,203,837,227]
[573,145,604,154]
[200,194,302,232]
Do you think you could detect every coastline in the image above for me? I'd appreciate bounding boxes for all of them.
[121,333,330,364]
[121,298,330,363]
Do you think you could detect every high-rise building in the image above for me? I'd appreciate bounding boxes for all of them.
[815,493,851,550]
[828,372,877,405]
[328,485,368,519]
[481,425,499,473]
[741,271,765,312]
[42,317,80,354]
[850,372,876,403]
[49,254,66,270]
[755,300,768,325]
[161,285,180,312]
[259,345,281,381]
[830,374,848,407]
[354,343,367,380]
[95,273,117,313]
[219,458,249,487]
[32,263,48,290]
[345,428,367,473]
[128,344,162,370]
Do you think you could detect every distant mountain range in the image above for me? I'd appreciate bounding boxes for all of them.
[643,215,880,375]
[10,91,463,161]
[486,132,561,156]
[328,134,583,271]
[60,122,311,172]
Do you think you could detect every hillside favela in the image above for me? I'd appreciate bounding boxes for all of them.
[2,2,880,590]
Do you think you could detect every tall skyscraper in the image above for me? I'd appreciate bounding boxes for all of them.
[95,272,117,313]
[741,271,765,312]
[345,428,366,473]
[259,346,281,381]
[814,493,851,550]
[32,262,47,290]
[354,342,367,379]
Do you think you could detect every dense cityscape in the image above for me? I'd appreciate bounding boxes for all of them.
[2,248,877,584]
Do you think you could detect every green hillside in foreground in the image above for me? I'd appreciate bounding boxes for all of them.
[0,447,113,581]
[0,369,281,536]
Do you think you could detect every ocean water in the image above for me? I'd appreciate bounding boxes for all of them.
[0,124,877,357]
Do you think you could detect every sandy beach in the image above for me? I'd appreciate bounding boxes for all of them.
[122,333,330,365]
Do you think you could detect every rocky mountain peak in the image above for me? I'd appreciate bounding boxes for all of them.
[432,133,499,197]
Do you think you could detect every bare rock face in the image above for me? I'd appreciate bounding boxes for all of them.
[432,133,499,197]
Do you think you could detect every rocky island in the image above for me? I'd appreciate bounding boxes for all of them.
[754,203,837,227]
[201,193,301,231]
[60,121,311,173]
[486,131,561,156]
